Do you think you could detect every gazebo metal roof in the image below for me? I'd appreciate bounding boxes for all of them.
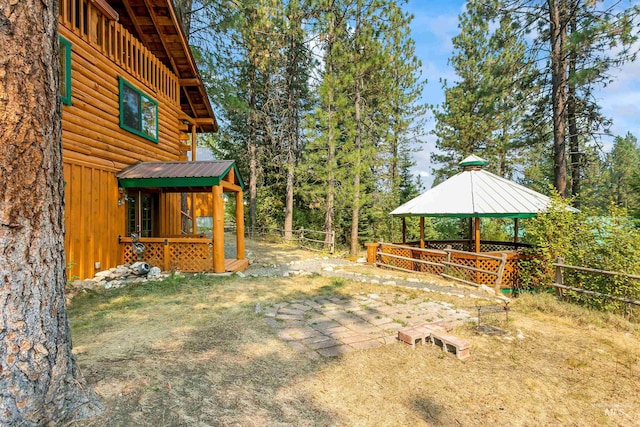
[390,155,554,219]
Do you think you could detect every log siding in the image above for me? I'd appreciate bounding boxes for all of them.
[59,0,189,279]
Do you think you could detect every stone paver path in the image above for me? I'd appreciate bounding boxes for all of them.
[264,293,471,359]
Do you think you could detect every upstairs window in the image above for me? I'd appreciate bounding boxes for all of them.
[118,77,158,143]
[59,37,72,105]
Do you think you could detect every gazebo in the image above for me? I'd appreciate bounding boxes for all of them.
[368,155,566,291]
[390,155,553,253]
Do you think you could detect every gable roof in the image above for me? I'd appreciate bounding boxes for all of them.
[110,0,217,132]
[116,161,244,192]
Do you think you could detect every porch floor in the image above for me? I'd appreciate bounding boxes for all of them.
[225,258,249,272]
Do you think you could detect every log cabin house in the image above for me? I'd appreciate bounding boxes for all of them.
[59,0,247,279]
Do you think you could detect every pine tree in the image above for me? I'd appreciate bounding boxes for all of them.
[432,0,535,182]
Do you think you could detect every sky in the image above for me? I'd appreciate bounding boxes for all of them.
[404,0,640,189]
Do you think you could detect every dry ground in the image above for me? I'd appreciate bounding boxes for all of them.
[67,241,640,426]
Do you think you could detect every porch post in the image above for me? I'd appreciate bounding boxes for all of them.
[235,190,245,260]
[212,184,225,273]
[474,217,481,253]
[191,124,198,235]
[419,217,425,248]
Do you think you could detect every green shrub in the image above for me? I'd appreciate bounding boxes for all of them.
[521,194,640,316]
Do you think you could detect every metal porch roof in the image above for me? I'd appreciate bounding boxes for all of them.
[116,160,244,192]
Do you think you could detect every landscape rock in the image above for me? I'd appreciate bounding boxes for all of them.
[236,271,246,278]
[322,266,334,272]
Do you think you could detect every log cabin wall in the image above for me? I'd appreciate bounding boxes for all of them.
[59,0,186,279]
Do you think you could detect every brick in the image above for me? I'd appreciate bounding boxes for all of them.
[349,339,383,350]
[307,338,342,350]
[287,341,307,352]
[431,331,471,360]
[398,327,431,349]
[369,317,394,326]
[290,303,313,312]
[341,334,373,345]
[278,307,305,316]
[275,314,304,321]
[302,335,333,346]
[317,344,354,357]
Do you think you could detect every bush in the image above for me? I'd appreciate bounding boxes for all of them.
[521,194,640,316]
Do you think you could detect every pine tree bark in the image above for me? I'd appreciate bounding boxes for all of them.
[249,71,258,231]
[283,8,301,242]
[567,3,580,207]
[0,0,102,423]
[549,0,568,197]
[350,1,363,257]
[323,7,336,247]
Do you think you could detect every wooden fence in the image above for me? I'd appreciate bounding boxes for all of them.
[552,258,640,307]
[246,227,335,254]
[370,242,511,292]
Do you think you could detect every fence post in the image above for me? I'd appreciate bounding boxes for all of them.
[555,257,564,299]
[299,227,304,249]
[444,245,452,275]
[330,231,335,254]
[494,253,507,294]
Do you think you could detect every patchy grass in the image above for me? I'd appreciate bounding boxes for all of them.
[68,259,640,426]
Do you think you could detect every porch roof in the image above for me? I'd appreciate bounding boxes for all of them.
[116,160,244,192]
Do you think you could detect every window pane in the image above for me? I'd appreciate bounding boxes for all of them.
[141,95,157,139]
[122,84,141,130]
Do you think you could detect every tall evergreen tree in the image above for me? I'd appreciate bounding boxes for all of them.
[432,0,536,182]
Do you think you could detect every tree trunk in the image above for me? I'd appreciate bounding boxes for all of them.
[0,0,102,423]
[283,10,300,242]
[350,1,362,257]
[284,148,295,240]
[549,0,568,197]
[323,8,335,247]
[567,4,580,207]
[249,70,258,231]
[174,0,194,36]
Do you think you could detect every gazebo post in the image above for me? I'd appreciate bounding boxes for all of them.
[419,217,425,248]
[474,217,481,253]
[401,217,406,244]
[514,218,519,246]
[468,218,473,251]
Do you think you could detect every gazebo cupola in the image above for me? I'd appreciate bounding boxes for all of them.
[459,154,488,171]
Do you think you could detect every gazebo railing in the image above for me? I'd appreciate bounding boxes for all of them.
[398,240,532,252]
[367,242,522,291]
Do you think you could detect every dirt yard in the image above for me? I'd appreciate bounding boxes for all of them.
[67,240,640,426]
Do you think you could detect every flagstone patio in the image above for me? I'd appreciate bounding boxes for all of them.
[264,292,472,359]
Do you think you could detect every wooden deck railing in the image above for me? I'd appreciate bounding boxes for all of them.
[119,236,213,272]
[59,0,179,104]
[369,242,517,291]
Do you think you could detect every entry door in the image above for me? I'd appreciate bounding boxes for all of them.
[126,191,158,237]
